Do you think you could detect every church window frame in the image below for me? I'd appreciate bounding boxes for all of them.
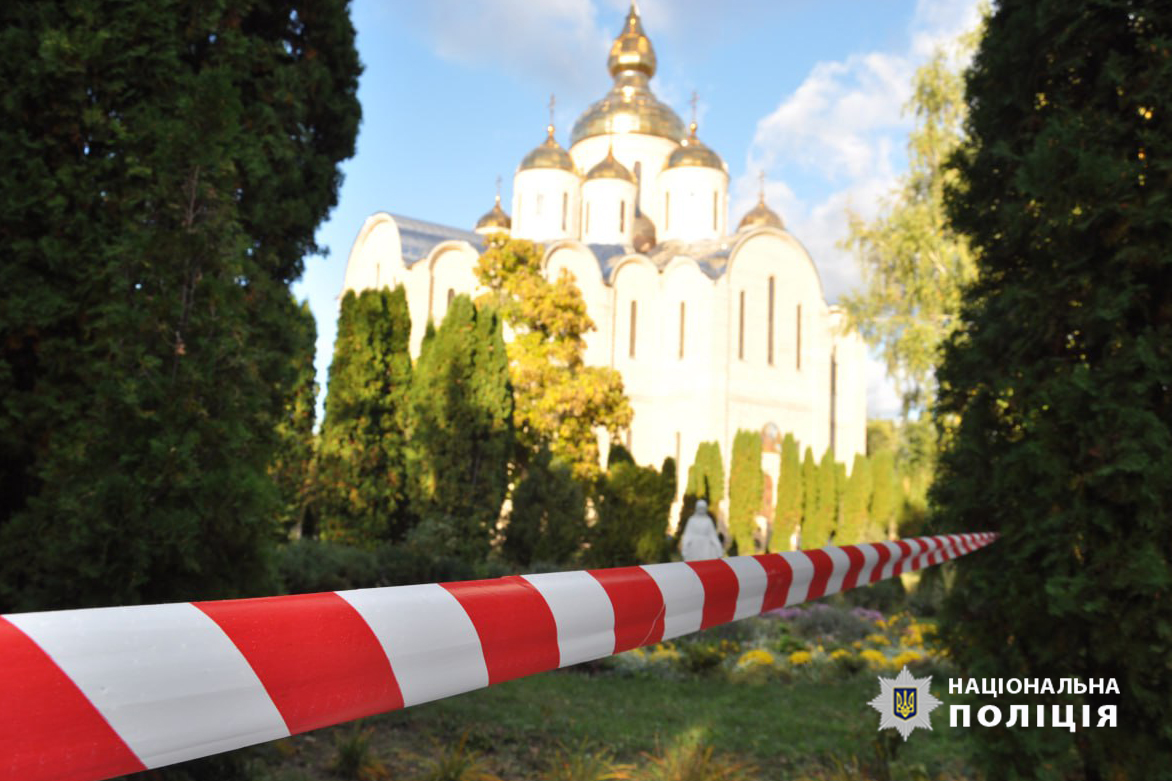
[620,200,626,233]
[679,301,686,359]
[561,192,568,231]
[664,192,670,231]
[629,299,637,359]
[712,191,719,231]
[767,276,775,365]
[796,303,802,370]
[738,290,746,361]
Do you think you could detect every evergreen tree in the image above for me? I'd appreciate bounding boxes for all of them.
[772,433,802,551]
[591,457,674,567]
[728,429,764,554]
[502,448,587,568]
[271,301,320,540]
[802,448,839,548]
[839,453,872,544]
[317,288,414,547]
[475,235,631,480]
[868,450,897,540]
[933,2,1172,776]
[408,295,513,561]
[0,0,360,612]
[799,447,817,548]
[681,441,725,528]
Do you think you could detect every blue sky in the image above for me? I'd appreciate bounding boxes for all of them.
[294,0,982,423]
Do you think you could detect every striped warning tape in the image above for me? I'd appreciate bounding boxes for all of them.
[0,533,995,781]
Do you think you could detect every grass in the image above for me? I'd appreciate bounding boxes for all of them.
[259,667,974,780]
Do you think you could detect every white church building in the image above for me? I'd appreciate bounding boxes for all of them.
[341,3,867,512]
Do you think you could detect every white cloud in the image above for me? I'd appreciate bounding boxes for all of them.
[401,0,613,98]
[743,0,982,418]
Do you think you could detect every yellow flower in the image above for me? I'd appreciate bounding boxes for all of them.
[788,650,813,666]
[628,647,647,660]
[737,649,775,668]
[860,649,887,668]
[830,649,852,661]
[650,646,680,663]
[890,651,924,669]
[852,641,863,650]
[866,633,890,646]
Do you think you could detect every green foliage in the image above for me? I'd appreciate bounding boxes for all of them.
[415,733,500,781]
[727,430,764,554]
[840,28,977,421]
[803,448,840,548]
[641,738,756,781]
[839,454,872,544]
[502,448,586,567]
[681,440,725,529]
[868,450,897,541]
[0,0,360,611]
[866,421,898,456]
[772,433,802,551]
[475,235,631,480]
[799,447,817,548]
[271,301,319,540]
[546,740,633,781]
[317,288,414,547]
[330,726,387,781]
[408,295,513,561]
[933,2,1172,776]
[591,457,675,567]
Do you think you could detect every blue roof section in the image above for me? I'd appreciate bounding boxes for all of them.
[585,243,630,279]
[392,214,483,267]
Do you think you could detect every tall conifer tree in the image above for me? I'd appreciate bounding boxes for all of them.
[839,453,872,544]
[934,2,1172,775]
[408,295,513,560]
[0,0,360,611]
[317,287,414,546]
[799,447,817,548]
[728,429,764,553]
[772,433,802,551]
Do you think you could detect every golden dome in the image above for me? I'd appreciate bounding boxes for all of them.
[475,195,511,233]
[586,146,635,182]
[738,192,784,231]
[519,125,575,172]
[666,123,725,170]
[570,4,686,145]
[607,3,656,78]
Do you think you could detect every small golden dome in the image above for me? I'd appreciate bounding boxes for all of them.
[570,4,686,145]
[519,125,575,172]
[607,3,656,78]
[738,192,784,231]
[666,123,725,170]
[475,195,511,233]
[586,146,635,183]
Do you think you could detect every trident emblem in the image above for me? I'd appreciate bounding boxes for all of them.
[893,688,917,720]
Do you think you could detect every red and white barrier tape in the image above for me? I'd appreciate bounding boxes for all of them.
[0,533,996,781]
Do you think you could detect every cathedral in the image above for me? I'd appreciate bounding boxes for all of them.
[341,3,868,515]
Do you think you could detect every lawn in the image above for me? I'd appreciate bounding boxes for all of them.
[256,656,975,780]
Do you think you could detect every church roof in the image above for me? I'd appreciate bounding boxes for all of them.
[393,214,484,266]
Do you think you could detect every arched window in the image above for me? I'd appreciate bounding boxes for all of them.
[585,202,590,234]
[664,192,670,231]
[712,191,719,231]
[829,349,838,453]
[447,288,455,306]
[561,192,568,231]
[767,276,775,365]
[738,290,746,360]
[796,304,802,370]
[678,301,686,359]
[620,200,626,233]
[629,300,638,359]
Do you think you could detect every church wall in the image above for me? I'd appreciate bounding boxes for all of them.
[544,244,611,368]
[571,134,678,228]
[428,243,483,326]
[342,214,405,295]
[657,166,728,242]
[512,168,580,242]
[404,259,433,357]
[581,178,637,245]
